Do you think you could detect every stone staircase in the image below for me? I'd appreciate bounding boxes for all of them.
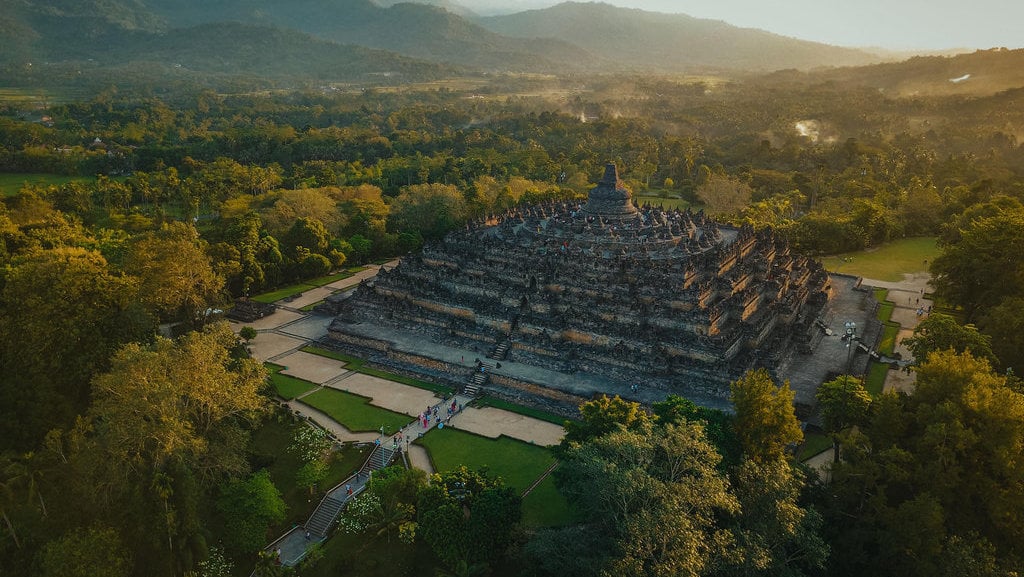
[359,445,397,477]
[305,496,345,538]
[302,444,397,539]
[463,370,488,397]
[488,338,511,361]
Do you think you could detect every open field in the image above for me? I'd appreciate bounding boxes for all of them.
[635,195,693,211]
[300,388,411,435]
[0,173,97,197]
[417,427,572,527]
[266,363,319,400]
[822,237,939,281]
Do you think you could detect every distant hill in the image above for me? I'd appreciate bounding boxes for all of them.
[0,0,917,89]
[374,0,478,19]
[100,23,456,82]
[478,1,883,72]
[781,48,1024,97]
[145,0,596,72]
[0,0,454,84]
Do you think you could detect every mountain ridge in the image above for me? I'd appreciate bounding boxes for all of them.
[478,1,883,72]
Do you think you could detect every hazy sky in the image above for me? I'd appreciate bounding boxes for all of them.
[464,0,1024,50]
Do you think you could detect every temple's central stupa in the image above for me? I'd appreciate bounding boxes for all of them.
[327,164,859,413]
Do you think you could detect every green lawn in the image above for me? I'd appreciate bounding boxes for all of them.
[244,266,369,303]
[822,237,939,281]
[864,289,901,397]
[877,322,900,356]
[0,173,97,197]
[417,427,572,527]
[635,195,692,211]
[521,474,575,527]
[265,363,318,400]
[301,345,453,395]
[864,362,891,397]
[305,269,362,287]
[798,432,833,462]
[250,282,318,303]
[300,388,412,435]
[300,300,326,312]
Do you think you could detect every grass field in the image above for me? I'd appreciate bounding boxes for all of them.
[0,173,96,197]
[417,427,572,527]
[822,237,939,281]
[635,195,693,211]
[249,267,369,303]
[251,282,318,303]
[865,289,900,397]
[798,432,834,462]
[300,388,412,435]
[265,363,318,400]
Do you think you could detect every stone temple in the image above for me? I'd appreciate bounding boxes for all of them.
[327,164,879,416]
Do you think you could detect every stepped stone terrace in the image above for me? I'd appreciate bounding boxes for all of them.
[327,164,878,415]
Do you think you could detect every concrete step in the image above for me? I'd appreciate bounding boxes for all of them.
[359,446,395,476]
[463,384,480,397]
[488,340,510,360]
[305,496,344,537]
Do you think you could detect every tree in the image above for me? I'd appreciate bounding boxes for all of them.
[980,297,1024,373]
[0,246,153,450]
[653,394,742,465]
[556,422,738,577]
[388,183,467,239]
[903,313,996,366]
[123,222,224,323]
[340,466,425,543]
[931,208,1024,321]
[0,455,21,550]
[56,323,268,573]
[239,326,257,344]
[39,525,131,577]
[730,369,803,462]
[816,375,872,462]
[86,323,267,482]
[822,350,1024,575]
[216,470,286,553]
[280,217,330,260]
[561,394,651,446]
[697,174,753,216]
[727,457,829,576]
[417,467,521,572]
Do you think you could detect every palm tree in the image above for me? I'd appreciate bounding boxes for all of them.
[0,455,21,549]
[7,452,48,517]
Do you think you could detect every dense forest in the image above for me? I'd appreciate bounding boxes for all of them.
[3,56,1024,576]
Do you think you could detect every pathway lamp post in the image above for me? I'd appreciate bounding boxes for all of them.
[845,321,857,374]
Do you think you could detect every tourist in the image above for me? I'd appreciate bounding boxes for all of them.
[346,484,353,496]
